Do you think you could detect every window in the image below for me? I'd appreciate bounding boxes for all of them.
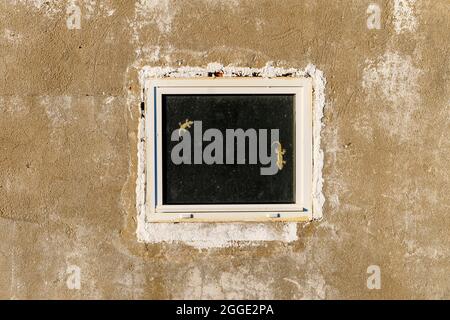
[144,78,312,222]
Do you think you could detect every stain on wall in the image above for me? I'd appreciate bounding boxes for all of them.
[0,0,449,299]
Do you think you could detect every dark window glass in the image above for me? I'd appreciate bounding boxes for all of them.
[162,94,295,204]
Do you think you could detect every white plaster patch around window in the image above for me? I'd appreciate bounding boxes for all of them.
[136,63,326,249]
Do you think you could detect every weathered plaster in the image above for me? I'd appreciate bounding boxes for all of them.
[0,0,449,299]
[393,0,418,34]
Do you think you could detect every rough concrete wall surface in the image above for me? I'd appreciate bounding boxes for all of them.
[0,0,449,299]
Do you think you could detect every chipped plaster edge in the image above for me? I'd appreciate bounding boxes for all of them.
[305,64,326,220]
[135,62,326,248]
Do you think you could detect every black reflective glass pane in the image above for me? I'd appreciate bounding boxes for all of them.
[162,94,295,205]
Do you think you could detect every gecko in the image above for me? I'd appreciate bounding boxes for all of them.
[178,119,194,136]
[272,141,286,170]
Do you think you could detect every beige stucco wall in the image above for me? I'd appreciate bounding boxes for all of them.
[0,0,449,299]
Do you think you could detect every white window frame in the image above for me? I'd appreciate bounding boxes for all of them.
[144,78,312,222]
